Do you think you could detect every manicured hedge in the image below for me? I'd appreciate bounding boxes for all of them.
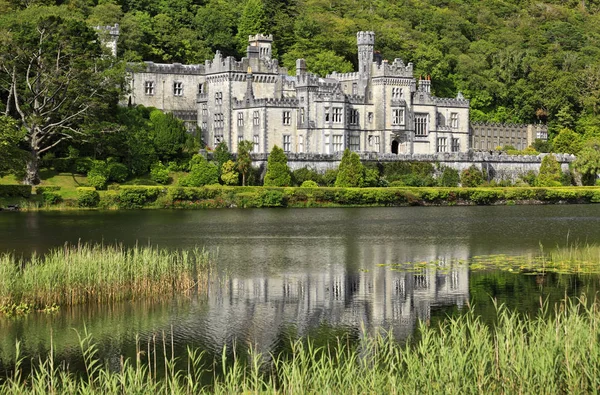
[0,185,32,198]
[35,186,61,194]
[77,187,100,208]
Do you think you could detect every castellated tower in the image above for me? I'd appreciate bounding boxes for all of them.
[357,31,375,78]
[248,34,273,61]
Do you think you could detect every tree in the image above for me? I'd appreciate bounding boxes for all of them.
[236,0,268,54]
[552,129,583,155]
[149,109,188,162]
[0,115,27,176]
[0,8,126,184]
[335,149,364,187]
[263,145,291,186]
[213,141,233,177]
[179,154,219,186]
[236,140,254,186]
[574,138,600,185]
[220,160,239,185]
[537,154,562,187]
[460,165,484,187]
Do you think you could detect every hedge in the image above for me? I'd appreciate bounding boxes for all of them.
[0,185,32,198]
[77,187,100,208]
[35,186,61,194]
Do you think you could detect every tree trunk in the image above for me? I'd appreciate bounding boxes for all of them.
[25,150,40,185]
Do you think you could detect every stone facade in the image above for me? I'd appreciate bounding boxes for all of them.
[128,32,471,155]
[470,122,548,151]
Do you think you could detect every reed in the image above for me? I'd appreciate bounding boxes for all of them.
[2,297,600,393]
[0,243,213,310]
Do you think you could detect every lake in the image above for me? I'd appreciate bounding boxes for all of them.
[1,205,600,376]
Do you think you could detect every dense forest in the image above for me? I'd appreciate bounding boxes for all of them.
[1,0,600,184]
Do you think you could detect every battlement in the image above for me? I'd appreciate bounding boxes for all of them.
[372,60,414,78]
[326,71,360,81]
[295,73,320,86]
[434,97,469,108]
[346,94,366,104]
[249,34,273,42]
[143,61,205,75]
[233,96,299,109]
[357,31,375,46]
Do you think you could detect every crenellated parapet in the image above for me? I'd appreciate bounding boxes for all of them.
[434,97,469,108]
[357,31,375,46]
[233,96,299,109]
[326,71,360,81]
[371,59,414,78]
[346,94,366,104]
[143,61,205,75]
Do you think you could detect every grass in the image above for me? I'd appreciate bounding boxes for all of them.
[2,297,600,393]
[0,243,213,312]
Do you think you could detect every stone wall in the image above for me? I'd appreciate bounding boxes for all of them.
[245,151,576,182]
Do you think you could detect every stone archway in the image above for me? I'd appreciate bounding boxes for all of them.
[391,140,399,154]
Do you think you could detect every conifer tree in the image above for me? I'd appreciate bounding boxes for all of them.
[538,154,562,186]
[335,149,364,187]
[264,145,291,186]
[236,0,268,54]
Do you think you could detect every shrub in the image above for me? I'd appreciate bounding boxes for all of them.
[35,186,61,194]
[335,149,364,187]
[42,191,63,205]
[74,157,93,174]
[322,169,338,186]
[87,161,110,190]
[363,167,380,187]
[292,167,322,186]
[264,146,292,187]
[259,189,286,207]
[220,160,239,186]
[179,155,219,187]
[107,161,129,183]
[0,185,32,198]
[52,157,74,173]
[461,165,484,187]
[300,180,319,188]
[438,167,460,187]
[77,187,100,208]
[150,162,170,184]
[118,187,164,209]
[537,154,562,187]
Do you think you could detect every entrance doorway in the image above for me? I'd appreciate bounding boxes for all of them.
[391,140,399,154]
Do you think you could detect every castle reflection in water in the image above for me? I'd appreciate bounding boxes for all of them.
[197,243,470,352]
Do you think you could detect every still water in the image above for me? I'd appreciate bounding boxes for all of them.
[1,206,600,372]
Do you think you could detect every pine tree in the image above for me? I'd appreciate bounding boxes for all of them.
[236,0,268,54]
[538,154,563,187]
[264,145,291,186]
[335,149,364,187]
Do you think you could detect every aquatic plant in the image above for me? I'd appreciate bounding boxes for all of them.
[0,243,213,310]
[2,298,600,393]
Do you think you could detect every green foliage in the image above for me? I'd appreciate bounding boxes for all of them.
[322,169,338,187]
[76,187,100,208]
[213,141,233,173]
[363,167,380,187]
[264,145,291,187]
[236,140,254,186]
[552,129,583,155]
[335,149,364,187]
[537,154,562,187]
[438,167,460,187]
[42,191,63,205]
[107,160,129,183]
[148,110,189,162]
[292,167,323,186]
[180,154,219,187]
[150,162,170,184]
[0,185,31,198]
[300,180,318,188]
[0,115,27,177]
[220,160,239,186]
[532,139,551,153]
[461,165,485,187]
[574,138,600,185]
[118,186,163,209]
[86,161,110,190]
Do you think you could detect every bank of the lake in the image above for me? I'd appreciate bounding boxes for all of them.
[3,185,600,211]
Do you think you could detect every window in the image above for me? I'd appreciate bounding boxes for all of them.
[253,135,259,152]
[300,108,305,124]
[437,137,447,153]
[352,83,358,95]
[283,135,291,152]
[415,114,428,136]
[333,108,343,123]
[451,113,459,129]
[198,83,204,94]
[392,109,404,125]
[374,136,380,152]
[201,104,208,118]
[392,87,402,99]
[324,107,330,122]
[238,135,243,144]
[451,138,460,152]
[237,113,244,127]
[349,136,360,151]
[144,81,155,95]
[348,109,359,125]
[215,92,223,105]
[214,113,224,129]
[173,82,183,96]
[282,111,291,125]
[253,111,260,126]
[201,122,207,130]
[298,135,304,153]
[325,134,330,154]
[368,112,373,123]
[332,135,343,152]
[214,136,222,146]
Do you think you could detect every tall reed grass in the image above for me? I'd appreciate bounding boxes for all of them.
[0,243,213,309]
[2,297,600,393]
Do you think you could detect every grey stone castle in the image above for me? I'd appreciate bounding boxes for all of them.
[128,32,472,155]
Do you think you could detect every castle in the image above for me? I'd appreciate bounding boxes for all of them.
[127,32,472,156]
